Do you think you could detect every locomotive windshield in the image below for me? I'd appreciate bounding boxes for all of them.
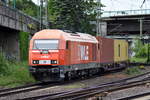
[33,39,59,50]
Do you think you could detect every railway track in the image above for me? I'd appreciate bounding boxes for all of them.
[117,90,150,100]
[19,71,150,100]
[39,80,150,100]
[0,65,149,99]
[0,73,109,99]
[0,81,63,98]
[0,67,124,99]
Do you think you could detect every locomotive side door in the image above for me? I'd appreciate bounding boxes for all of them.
[66,40,70,65]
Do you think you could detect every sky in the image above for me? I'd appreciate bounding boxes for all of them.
[32,0,39,5]
[32,0,150,11]
[102,0,150,11]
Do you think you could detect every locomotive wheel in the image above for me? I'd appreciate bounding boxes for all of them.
[88,69,92,77]
[99,68,105,74]
[65,72,71,81]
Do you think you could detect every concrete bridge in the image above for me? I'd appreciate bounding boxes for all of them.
[100,9,150,39]
[0,2,41,33]
[98,9,150,58]
[0,2,43,60]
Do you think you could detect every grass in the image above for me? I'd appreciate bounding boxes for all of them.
[0,53,35,88]
[125,66,143,76]
[129,57,147,63]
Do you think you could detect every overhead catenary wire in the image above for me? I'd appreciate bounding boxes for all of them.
[140,0,146,8]
[103,0,150,11]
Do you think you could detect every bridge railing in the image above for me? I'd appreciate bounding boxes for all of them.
[102,9,150,17]
[0,2,42,32]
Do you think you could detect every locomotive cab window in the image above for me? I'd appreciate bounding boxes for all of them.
[33,39,59,50]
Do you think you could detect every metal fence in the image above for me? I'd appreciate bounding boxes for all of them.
[102,9,150,17]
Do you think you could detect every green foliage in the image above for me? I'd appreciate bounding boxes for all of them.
[136,44,147,57]
[48,0,99,35]
[27,24,37,30]
[9,0,38,17]
[19,31,29,61]
[132,39,148,58]
[0,53,9,76]
[139,65,145,69]
[130,57,147,63]
[10,0,101,35]
[0,54,35,87]
[125,67,142,75]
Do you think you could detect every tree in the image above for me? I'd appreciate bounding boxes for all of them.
[9,0,38,18]
[10,0,102,35]
[132,39,147,58]
[48,0,99,35]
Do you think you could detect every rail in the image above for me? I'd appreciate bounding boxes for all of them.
[0,81,63,97]
[21,71,150,100]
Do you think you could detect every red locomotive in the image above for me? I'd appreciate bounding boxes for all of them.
[29,29,128,81]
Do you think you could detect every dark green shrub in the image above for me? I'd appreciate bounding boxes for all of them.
[0,52,9,75]
[132,39,146,58]
[0,53,35,87]
[19,31,29,61]
[125,67,141,75]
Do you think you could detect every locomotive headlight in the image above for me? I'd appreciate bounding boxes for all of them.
[51,60,57,64]
[33,61,36,64]
[54,61,57,64]
[33,60,39,64]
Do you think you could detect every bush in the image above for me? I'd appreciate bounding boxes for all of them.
[4,62,35,86]
[0,52,9,76]
[0,53,35,87]
[19,31,29,61]
[129,57,147,63]
[132,39,148,58]
[135,44,147,57]
[125,67,142,75]
[139,65,145,69]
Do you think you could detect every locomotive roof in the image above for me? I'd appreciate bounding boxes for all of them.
[32,29,98,43]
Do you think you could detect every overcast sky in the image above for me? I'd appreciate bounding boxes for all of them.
[32,0,150,11]
[102,0,150,11]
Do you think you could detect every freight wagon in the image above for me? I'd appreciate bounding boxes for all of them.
[29,29,128,81]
